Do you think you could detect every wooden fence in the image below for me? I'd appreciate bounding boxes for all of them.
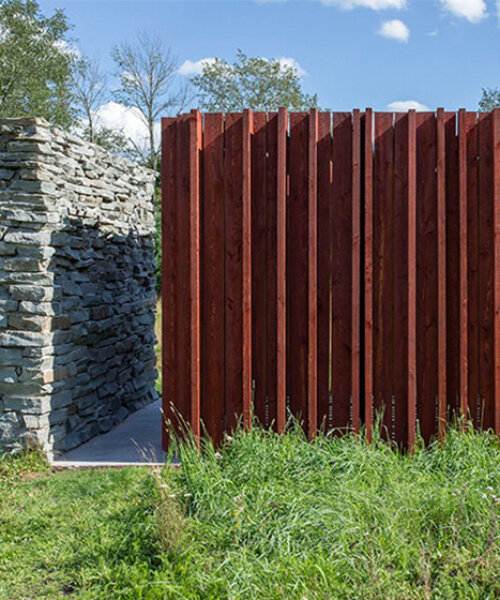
[161,108,500,449]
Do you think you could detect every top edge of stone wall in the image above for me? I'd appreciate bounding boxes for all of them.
[0,117,158,179]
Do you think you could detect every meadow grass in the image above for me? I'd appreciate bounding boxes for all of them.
[0,423,499,599]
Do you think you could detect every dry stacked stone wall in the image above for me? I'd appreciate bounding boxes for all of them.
[0,118,158,455]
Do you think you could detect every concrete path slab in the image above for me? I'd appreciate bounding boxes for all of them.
[53,400,164,465]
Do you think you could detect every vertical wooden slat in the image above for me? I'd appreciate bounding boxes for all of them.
[373,112,394,438]
[392,110,416,449]
[467,112,480,426]
[276,108,287,433]
[416,112,438,443]
[407,110,417,449]
[225,113,244,431]
[351,109,361,434]
[331,112,353,432]
[492,108,500,434]
[317,112,332,429]
[266,112,278,429]
[458,109,468,422]
[288,112,309,426]
[242,110,253,430]
[189,110,202,443]
[393,112,409,446]
[176,115,191,434]
[444,112,459,422]
[437,108,447,441]
[308,108,318,438]
[251,112,268,427]
[478,112,495,431]
[161,117,177,449]
[201,113,225,444]
[364,108,374,442]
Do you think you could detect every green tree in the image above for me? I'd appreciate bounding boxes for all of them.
[0,0,75,128]
[72,57,107,143]
[72,57,131,155]
[191,50,319,112]
[479,87,500,112]
[112,31,189,168]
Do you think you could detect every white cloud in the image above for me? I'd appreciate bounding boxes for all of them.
[92,101,160,151]
[321,0,406,9]
[428,29,439,36]
[438,0,486,23]
[276,57,307,77]
[377,19,410,42]
[53,39,81,59]
[386,100,430,111]
[178,58,217,76]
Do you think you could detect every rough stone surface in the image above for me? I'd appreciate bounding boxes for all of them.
[0,118,158,456]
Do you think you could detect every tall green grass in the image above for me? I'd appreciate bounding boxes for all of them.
[0,424,499,599]
[159,422,500,599]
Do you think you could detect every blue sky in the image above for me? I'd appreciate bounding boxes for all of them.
[39,0,500,145]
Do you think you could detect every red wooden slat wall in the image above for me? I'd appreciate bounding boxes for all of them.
[161,108,500,450]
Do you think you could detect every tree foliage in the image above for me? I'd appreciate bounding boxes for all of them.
[191,50,318,112]
[112,31,189,167]
[479,87,500,112]
[0,0,75,128]
[72,57,107,143]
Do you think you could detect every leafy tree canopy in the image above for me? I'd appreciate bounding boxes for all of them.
[479,87,500,112]
[0,0,75,128]
[191,50,318,112]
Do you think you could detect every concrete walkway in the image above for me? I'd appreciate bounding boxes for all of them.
[53,400,164,467]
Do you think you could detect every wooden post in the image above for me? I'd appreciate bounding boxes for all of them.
[364,108,374,442]
[242,109,253,430]
[437,108,447,442]
[308,108,318,438]
[458,109,468,424]
[351,109,361,433]
[276,107,287,433]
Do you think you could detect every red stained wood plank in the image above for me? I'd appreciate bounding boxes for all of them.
[466,112,480,427]
[478,112,495,431]
[437,108,447,442]
[288,112,309,426]
[189,110,202,444]
[416,112,438,443]
[364,108,374,442]
[242,110,253,430]
[308,108,318,438]
[444,112,459,424]
[407,110,417,450]
[332,112,353,432]
[458,110,468,421]
[266,112,278,430]
[176,115,192,436]
[251,112,269,427]
[373,112,394,438]
[201,113,225,445]
[393,111,417,449]
[276,108,287,433]
[393,112,410,446]
[317,112,332,429]
[493,108,500,434]
[225,113,245,431]
[351,109,361,434]
[161,117,177,450]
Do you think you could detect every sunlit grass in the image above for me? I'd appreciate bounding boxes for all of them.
[1,424,499,599]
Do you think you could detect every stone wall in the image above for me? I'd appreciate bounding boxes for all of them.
[0,118,158,456]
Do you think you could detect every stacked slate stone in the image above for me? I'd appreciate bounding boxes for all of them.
[0,118,158,456]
